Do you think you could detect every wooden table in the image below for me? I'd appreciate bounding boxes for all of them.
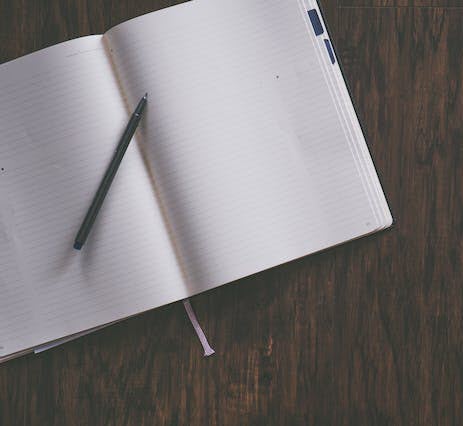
[1,1,461,424]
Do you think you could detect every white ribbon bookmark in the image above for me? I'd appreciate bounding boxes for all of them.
[183,299,215,357]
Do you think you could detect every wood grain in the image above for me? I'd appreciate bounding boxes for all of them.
[0,1,462,425]
[341,1,462,7]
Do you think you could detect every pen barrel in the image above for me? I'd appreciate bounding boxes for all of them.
[74,112,142,248]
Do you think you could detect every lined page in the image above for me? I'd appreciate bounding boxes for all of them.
[0,36,186,357]
[302,0,391,229]
[105,0,383,292]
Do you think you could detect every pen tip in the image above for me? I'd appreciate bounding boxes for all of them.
[73,241,83,250]
[144,93,148,100]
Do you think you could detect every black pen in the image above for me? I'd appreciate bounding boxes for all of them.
[73,93,148,250]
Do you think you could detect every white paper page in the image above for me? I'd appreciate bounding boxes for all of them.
[0,36,186,358]
[302,0,392,228]
[105,0,388,293]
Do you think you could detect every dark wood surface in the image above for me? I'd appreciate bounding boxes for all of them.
[1,1,462,425]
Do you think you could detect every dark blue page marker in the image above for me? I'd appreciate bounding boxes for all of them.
[324,39,336,64]
[308,9,324,36]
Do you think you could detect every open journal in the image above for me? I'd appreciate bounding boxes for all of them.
[0,0,392,362]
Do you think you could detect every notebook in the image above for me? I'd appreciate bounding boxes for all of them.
[0,0,392,362]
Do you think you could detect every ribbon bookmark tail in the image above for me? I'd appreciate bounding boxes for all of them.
[183,299,215,357]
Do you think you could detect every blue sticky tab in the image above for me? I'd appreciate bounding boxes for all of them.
[308,9,324,36]
[324,39,336,64]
